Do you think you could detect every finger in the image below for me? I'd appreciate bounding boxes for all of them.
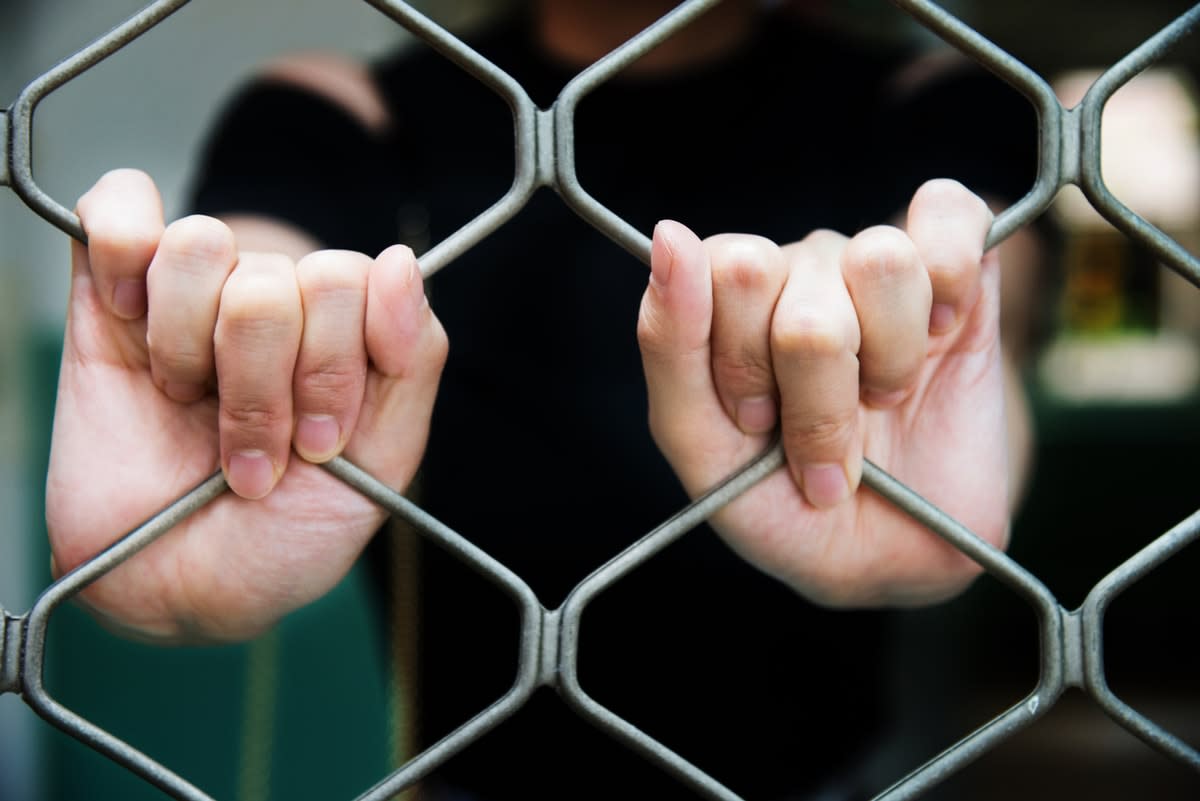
[707,233,787,433]
[75,168,165,321]
[840,225,931,407]
[637,221,727,469]
[773,231,863,509]
[145,216,238,402]
[214,253,302,499]
[292,250,371,463]
[346,245,447,485]
[905,179,992,335]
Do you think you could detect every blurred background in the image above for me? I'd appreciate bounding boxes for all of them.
[1,1,1199,799]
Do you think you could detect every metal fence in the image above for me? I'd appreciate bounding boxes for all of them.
[2,0,1199,799]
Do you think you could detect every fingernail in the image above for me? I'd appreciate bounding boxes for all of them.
[294,414,340,462]
[930,303,957,334]
[228,450,275,499]
[650,221,674,290]
[112,279,147,319]
[801,463,850,509]
[736,395,777,433]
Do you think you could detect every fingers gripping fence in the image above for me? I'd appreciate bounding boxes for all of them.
[2,0,1199,798]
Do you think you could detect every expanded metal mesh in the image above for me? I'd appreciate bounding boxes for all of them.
[3,1,1200,799]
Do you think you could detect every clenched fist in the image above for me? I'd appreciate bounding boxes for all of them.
[638,179,1010,607]
[46,169,447,641]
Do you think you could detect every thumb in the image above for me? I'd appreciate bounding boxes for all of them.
[637,221,725,479]
[68,169,165,365]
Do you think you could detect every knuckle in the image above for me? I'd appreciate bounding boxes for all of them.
[107,167,154,187]
[296,356,365,407]
[925,245,976,291]
[296,249,371,291]
[149,338,208,378]
[844,226,919,284]
[799,228,845,251]
[862,358,919,396]
[772,311,848,360]
[79,170,161,259]
[219,260,298,323]
[221,400,287,435]
[78,168,152,208]
[784,409,854,451]
[707,234,779,292]
[913,177,971,209]
[159,216,237,273]
[713,347,773,395]
[297,259,370,317]
[91,225,160,272]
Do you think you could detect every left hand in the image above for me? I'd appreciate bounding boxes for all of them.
[637,179,1009,607]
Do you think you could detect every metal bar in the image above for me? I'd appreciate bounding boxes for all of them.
[856,462,1068,799]
[19,473,228,800]
[1078,4,1200,287]
[554,442,783,800]
[8,0,192,242]
[888,0,1067,248]
[0,110,10,187]
[1081,506,1200,770]
[0,611,24,695]
[359,0,541,278]
[554,0,725,265]
[318,457,544,801]
[873,695,1057,801]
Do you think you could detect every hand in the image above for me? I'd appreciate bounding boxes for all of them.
[637,179,1009,607]
[46,169,447,641]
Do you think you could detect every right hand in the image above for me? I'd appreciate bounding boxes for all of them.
[45,169,448,642]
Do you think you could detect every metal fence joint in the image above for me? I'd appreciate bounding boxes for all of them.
[0,109,10,187]
[535,107,557,188]
[1058,105,1082,187]
[1061,607,1085,689]
[0,609,26,695]
[538,607,560,688]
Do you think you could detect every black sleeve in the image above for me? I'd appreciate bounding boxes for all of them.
[187,80,399,258]
[870,58,1041,218]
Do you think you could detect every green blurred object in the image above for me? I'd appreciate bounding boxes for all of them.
[26,331,398,801]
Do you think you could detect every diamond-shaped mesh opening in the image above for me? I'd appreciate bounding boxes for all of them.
[940,0,1196,75]
[33,553,400,800]
[572,2,1039,235]
[424,213,671,603]
[367,21,518,263]
[1015,399,1200,607]
[0,693,39,800]
[875,573,1041,796]
[1102,527,1200,754]
[22,0,405,217]
[932,690,1200,801]
[408,533,523,750]
[1057,65,1199,246]
[1045,65,1200,405]
[575,521,898,800]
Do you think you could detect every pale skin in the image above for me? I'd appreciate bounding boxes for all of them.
[45,0,1018,641]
